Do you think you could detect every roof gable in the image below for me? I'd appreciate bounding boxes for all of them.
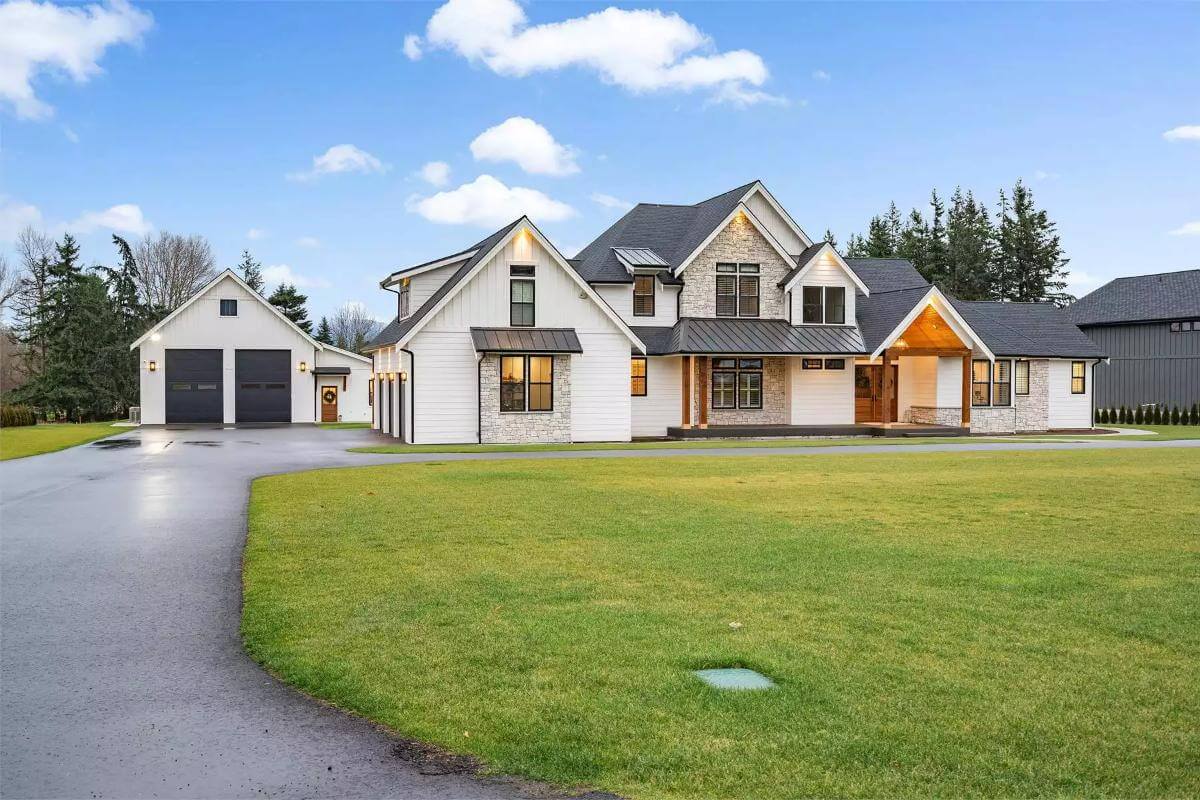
[1066,268,1200,326]
[779,242,871,295]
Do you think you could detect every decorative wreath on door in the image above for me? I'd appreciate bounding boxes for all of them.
[322,388,337,404]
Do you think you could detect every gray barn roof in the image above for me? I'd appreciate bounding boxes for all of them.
[1065,269,1200,326]
[470,327,583,354]
[632,318,865,356]
[846,258,930,293]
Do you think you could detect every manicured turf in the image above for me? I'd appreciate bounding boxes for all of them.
[1119,424,1200,439]
[243,450,1199,799]
[317,422,372,429]
[0,421,122,460]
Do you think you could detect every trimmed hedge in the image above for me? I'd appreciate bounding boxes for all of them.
[0,405,37,428]
[1098,404,1200,426]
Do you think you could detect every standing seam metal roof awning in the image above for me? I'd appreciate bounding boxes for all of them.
[631,318,866,355]
[470,327,584,354]
[310,366,351,375]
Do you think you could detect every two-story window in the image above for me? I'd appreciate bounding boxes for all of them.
[633,276,655,317]
[800,286,846,324]
[715,263,759,317]
[510,265,535,327]
[500,355,552,411]
[712,358,762,409]
[398,278,410,318]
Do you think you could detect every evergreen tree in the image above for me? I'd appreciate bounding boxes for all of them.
[314,316,334,345]
[897,209,929,278]
[237,250,265,293]
[99,236,152,413]
[996,181,1068,302]
[945,188,996,300]
[268,283,312,333]
[844,233,868,257]
[822,229,838,248]
[10,254,51,387]
[924,190,950,286]
[864,203,903,257]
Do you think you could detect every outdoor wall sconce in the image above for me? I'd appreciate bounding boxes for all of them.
[387,372,395,381]
[399,371,408,382]
[147,360,157,372]
[298,361,308,373]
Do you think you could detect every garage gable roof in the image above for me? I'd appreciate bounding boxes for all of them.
[131,269,325,350]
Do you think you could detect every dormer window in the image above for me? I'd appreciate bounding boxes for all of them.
[801,286,846,324]
[398,278,410,318]
[633,275,655,316]
[716,263,759,318]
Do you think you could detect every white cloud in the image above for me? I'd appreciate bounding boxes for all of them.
[407,174,575,227]
[418,160,451,186]
[812,69,830,81]
[62,125,79,142]
[66,203,151,235]
[261,263,331,289]
[0,0,152,120]
[413,0,780,106]
[1033,170,1059,181]
[1168,220,1200,236]
[1163,125,1200,142]
[246,227,266,240]
[296,236,321,248]
[1065,270,1101,297]
[469,117,579,176]
[287,144,388,182]
[0,197,44,242]
[591,192,633,211]
[403,33,423,60]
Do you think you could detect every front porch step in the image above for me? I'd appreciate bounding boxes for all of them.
[876,425,967,438]
[666,424,872,439]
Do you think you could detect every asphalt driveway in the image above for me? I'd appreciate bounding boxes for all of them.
[2,426,1197,798]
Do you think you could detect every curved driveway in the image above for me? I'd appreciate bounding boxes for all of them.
[2,426,1196,798]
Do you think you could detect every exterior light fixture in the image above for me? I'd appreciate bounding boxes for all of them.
[150,333,161,342]
[387,371,396,381]
[148,360,157,372]
[299,361,308,372]
[399,370,408,382]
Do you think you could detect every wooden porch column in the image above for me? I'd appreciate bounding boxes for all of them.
[881,348,893,425]
[961,352,972,428]
[698,357,709,429]
[681,355,692,429]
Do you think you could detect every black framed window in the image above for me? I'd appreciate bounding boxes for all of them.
[824,358,846,370]
[1015,360,1029,396]
[630,356,647,396]
[802,286,823,323]
[993,360,1012,407]
[712,370,736,409]
[825,287,846,324]
[738,370,762,408]
[1071,361,1086,394]
[738,274,759,317]
[712,357,762,410]
[633,276,655,317]
[802,358,823,370]
[220,299,237,317]
[510,266,535,327]
[500,355,553,412]
[715,264,737,317]
[399,279,410,318]
[972,359,991,406]
[715,263,759,317]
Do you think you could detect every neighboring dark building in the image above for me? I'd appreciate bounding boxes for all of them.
[1067,269,1200,409]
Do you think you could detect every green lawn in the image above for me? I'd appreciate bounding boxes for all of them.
[1118,424,1200,440]
[243,450,1199,799]
[317,421,372,430]
[0,421,123,460]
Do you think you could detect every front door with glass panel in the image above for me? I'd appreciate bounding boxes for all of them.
[320,385,338,422]
[854,365,897,422]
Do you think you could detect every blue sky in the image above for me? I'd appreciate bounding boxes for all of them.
[2,0,1197,322]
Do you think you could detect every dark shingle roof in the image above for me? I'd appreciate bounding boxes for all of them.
[776,242,826,288]
[846,258,929,294]
[950,300,1106,358]
[366,219,525,351]
[1065,269,1200,326]
[470,327,582,354]
[855,286,933,353]
[572,182,757,283]
[632,318,865,356]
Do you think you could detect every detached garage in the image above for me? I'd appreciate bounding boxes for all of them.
[132,270,372,425]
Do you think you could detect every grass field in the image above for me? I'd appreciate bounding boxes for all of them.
[317,422,372,429]
[243,449,1199,799]
[0,421,122,460]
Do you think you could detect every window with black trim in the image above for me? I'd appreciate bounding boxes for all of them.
[1015,360,1029,396]
[715,263,759,317]
[972,359,991,406]
[633,276,655,316]
[802,286,823,324]
[220,299,237,317]
[510,265,535,327]
[399,279,410,318]
[802,358,823,370]
[824,358,846,370]
[712,357,762,409]
[1071,361,1086,394]
[630,356,647,396]
[993,360,1012,407]
[500,355,553,412]
[801,286,846,324]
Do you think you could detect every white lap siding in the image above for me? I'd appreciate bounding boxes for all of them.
[632,356,682,437]
[595,282,679,328]
[1048,359,1095,428]
[788,358,854,424]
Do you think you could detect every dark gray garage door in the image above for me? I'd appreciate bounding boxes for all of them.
[235,350,292,423]
[165,349,223,423]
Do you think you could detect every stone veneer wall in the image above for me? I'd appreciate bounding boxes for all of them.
[678,213,791,319]
[969,358,1051,433]
[694,356,788,425]
[909,406,964,426]
[479,354,571,444]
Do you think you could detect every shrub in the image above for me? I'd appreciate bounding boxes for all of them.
[1117,406,1126,423]
[1153,405,1163,424]
[1192,403,1199,425]
[1098,408,1109,424]
[0,405,37,428]
[1172,406,1181,425]
[1134,406,1144,425]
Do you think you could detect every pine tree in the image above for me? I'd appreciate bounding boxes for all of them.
[314,316,334,345]
[997,181,1068,302]
[100,236,152,414]
[238,250,265,294]
[946,188,996,300]
[268,283,312,333]
[897,209,930,279]
[822,229,838,249]
[844,233,869,257]
[924,190,950,286]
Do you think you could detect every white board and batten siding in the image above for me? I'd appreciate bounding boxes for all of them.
[595,281,679,328]
[788,251,857,324]
[787,359,854,424]
[410,232,633,443]
[1048,358,1095,428]
[315,347,373,422]
[138,275,316,425]
[632,356,682,437]
[744,191,806,255]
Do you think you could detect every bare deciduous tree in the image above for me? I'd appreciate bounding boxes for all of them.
[329,302,382,353]
[133,232,217,312]
[0,254,23,314]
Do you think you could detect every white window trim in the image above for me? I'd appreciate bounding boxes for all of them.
[219,298,239,318]
[798,285,847,326]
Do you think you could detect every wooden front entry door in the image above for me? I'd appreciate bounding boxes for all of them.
[854,365,898,422]
[320,385,339,422]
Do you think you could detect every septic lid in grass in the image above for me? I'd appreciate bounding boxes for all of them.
[693,667,776,690]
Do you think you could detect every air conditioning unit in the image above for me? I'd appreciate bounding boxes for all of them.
[129,406,142,425]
